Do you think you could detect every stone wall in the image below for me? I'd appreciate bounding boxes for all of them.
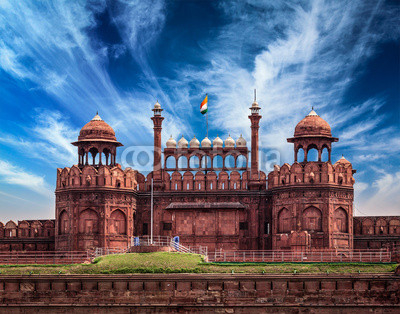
[0,274,398,312]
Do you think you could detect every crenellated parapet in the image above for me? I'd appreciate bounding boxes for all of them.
[135,170,267,192]
[56,164,138,190]
[268,158,355,189]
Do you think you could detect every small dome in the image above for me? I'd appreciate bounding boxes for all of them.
[154,100,161,110]
[335,155,351,165]
[294,108,332,137]
[166,135,176,148]
[236,134,247,147]
[213,136,223,148]
[78,113,117,141]
[189,136,200,148]
[225,135,235,148]
[201,137,212,148]
[178,136,188,148]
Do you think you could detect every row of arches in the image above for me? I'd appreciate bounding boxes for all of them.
[296,146,330,162]
[277,207,348,233]
[0,220,54,238]
[59,209,127,235]
[355,218,400,235]
[78,147,117,166]
[164,154,248,170]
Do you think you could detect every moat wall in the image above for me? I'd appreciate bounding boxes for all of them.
[0,273,399,313]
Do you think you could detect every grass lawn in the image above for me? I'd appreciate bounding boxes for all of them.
[0,252,397,275]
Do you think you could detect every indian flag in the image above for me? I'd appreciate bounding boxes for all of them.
[200,94,208,115]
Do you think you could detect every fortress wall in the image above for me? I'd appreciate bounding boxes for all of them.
[0,274,398,312]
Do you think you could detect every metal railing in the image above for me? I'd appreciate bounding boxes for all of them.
[131,235,172,247]
[207,249,392,263]
[0,251,89,265]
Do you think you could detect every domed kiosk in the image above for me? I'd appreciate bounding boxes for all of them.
[72,113,122,167]
[287,108,338,162]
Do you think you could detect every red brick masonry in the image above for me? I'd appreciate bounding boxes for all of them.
[0,273,399,313]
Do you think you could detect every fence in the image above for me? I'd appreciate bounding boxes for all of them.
[208,249,392,263]
[0,251,88,265]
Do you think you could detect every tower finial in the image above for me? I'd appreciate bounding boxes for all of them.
[312,106,314,110]
[96,110,98,115]
[254,89,256,102]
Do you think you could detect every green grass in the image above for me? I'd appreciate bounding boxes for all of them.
[0,252,397,275]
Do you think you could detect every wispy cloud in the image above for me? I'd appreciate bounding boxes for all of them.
[0,110,78,166]
[0,160,51,196]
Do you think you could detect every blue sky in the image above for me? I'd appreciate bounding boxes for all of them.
[0,0,399,221]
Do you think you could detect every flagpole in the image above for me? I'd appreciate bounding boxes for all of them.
[206,110,208,138]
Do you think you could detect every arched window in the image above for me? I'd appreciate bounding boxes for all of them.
[79,209,99,234]
[59,211,69,235]
[213,155,223,169]
[333,208,348,233]
[278,208,291,233]
[89,147,99,165]
[307,145,318,162]
[110,209,126,235]
[201,155,212,169]
[321,146,329,162]
[224,155,235,169]
[165,156,176,169]
[236,155,247,168]
[189,155,200,168]
[177,156,188,169]
[302,206,322,232]
[297,147,305,162]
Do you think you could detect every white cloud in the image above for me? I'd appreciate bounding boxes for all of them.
[0,160,51,196]
[356,172,400,216]
[0,110,78,166]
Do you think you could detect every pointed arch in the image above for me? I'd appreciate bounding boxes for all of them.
[79,209,99,234]
[110,209,126,235]
[302,206,322,232]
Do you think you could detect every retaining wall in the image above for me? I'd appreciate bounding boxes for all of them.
[0,273,399,313]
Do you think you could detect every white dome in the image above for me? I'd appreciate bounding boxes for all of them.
[225,134,235,148]
[178,136,188,148]
[189,136,200,148]
[201,137,212,148]
[213,136,223,148]
[166,135,176,148]
[154,100,161,109]
[236,134,247,147]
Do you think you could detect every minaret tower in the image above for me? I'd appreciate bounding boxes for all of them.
[151,101,164,190]
[248,89,262,190]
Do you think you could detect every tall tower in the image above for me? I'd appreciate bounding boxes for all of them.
[151,101,164,190]
[248,90,262,190]
[268,109,355,251]
[56,113,137,251]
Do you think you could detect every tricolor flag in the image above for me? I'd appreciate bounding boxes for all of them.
[200,94,208,115]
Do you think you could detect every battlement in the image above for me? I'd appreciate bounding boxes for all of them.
[136,170,267,192]
[56,164,137,190]
[268,160,355,189]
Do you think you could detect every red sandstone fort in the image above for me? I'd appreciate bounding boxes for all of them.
[0,99,399,253]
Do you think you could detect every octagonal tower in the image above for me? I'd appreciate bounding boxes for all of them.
[268,109,356,251]
[55,113,137,251]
